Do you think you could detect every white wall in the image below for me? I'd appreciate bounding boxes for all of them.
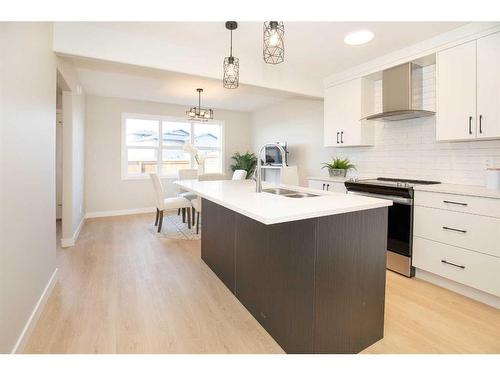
[0,23,57,353]
[250,99,328,186]
[85,95,252,214]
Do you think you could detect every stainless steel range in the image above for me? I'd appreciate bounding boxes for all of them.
[344,177,441,277]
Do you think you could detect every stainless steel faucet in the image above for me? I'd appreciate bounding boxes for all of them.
[254,143,287,193]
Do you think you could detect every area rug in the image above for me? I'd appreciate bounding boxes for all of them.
[152,212,201,240]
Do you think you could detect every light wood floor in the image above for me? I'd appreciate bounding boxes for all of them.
[24,214,500,354]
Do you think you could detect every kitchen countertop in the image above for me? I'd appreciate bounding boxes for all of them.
[414,183,500,200]
[174,179,392,225]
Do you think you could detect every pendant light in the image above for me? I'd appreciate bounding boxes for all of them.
[186,88,213,122]
[263,21,285,64]
[223,21,239,89]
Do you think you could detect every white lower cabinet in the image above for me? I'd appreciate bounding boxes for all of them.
[307,178,347,194]
[413,190,500,298]
[413,237,500,297]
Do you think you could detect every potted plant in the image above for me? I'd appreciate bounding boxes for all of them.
[230,152,257,179]
[322,157,356,177]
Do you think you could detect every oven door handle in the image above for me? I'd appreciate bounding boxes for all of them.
[347,190,412,205]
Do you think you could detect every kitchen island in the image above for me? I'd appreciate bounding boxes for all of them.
[175,179,392,354]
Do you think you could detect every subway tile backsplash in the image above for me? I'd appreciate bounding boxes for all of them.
[334,65,500,186]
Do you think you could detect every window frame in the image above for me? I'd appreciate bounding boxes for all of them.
[121,113,225,180]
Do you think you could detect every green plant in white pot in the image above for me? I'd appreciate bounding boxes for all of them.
[322,157,356,177]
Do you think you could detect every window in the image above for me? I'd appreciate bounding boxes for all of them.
[122,114,223,179]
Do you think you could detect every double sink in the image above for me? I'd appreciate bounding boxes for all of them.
[262,188,319,198]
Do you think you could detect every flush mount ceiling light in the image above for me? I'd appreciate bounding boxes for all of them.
[223,21,239,89]
[263,21,285,64]
[186,88,213,122]
[344,30,374,45]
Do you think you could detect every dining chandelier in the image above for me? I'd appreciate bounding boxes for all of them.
[186,88,213,121]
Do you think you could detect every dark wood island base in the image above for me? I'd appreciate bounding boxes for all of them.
[201,198,388,354]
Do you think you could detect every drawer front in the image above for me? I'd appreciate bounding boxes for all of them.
[307,180,346,194]
[326,182,346,194]
[414,190,500,218]
[308,180,326,191]
[414,206,500,257]
[413,237,500,297]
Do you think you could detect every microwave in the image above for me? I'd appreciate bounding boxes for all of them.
[265,142,288,166]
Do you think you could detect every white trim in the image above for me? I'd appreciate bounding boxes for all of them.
[11,268,59,354]
[324,22,500,88]
[60,216,86,248]
[85,206,156,219]
[415,269,500,309]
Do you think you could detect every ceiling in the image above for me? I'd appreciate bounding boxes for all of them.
[68,57,311,112]
[99,21,465,79]
[60,22,469,110]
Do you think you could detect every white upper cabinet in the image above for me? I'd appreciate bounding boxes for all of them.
[324,78,373,147]
[477,32,500,139]
[437,32,500,141]
[437,40,477,141]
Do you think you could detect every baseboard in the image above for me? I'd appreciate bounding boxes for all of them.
[415,269,500,309]
[11,267,59,354]
[61,215,86,248]
[85,207,155,219]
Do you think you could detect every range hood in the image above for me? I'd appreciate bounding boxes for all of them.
[363,62,435,122]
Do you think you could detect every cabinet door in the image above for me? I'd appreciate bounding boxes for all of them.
[308,179,326,191]
[323,86,343,147]
[324,79,362,147]
[327,181,347,194]
[437,40,477,141]
[477,32,500,139]
[201,199,236,292]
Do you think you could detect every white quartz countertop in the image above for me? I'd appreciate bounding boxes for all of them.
[175,179,392,225]
[414,183,500,200]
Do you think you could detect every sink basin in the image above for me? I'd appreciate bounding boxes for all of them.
[282,192,319,198]
[262,188,297,195]
[262,188,319,198]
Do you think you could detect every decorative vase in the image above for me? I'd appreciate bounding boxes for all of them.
[328,168,347,177]
[197,162,205,176]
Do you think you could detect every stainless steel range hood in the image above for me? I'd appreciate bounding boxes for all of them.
[363,62,435,122]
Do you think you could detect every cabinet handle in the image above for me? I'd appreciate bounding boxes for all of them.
[479,114,483,134]
[340,131,344,143]
[468,116,473,135]
[326,184,330,191]
[322,183,325,190]
[336,132,339,144]
[442,226,467,234]
[443,200,468,206]
[441,260,465,269]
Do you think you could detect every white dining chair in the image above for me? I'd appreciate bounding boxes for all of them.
[150,173,192,232]
[177,168,198,219]
[232,169,247,180]
[190,173,226,234]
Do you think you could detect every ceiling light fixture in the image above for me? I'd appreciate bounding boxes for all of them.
[223,21,239,89]
[344,30,374,45]
[186,88,213,122]
[263,21,285,64]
